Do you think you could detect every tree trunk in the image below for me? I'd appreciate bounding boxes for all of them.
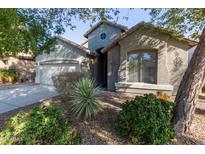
[173,27,205,134]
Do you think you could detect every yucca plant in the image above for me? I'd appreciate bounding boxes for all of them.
[71,78,102,119]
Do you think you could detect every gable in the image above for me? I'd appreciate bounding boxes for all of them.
[36,38,92,63]
[119,26,193,52]
[84,20,128,38]
[102,22,198,53]
[87,23,124,52]
[55,39,88,59]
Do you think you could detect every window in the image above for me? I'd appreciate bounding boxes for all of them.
[128,50,157,84]
[100,33,106,40]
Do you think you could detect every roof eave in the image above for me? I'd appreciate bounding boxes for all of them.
[83,20,128,38]
[102,22,198,52]
[54,35,96,57]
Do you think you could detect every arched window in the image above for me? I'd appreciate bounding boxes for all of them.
[128,50,157,84]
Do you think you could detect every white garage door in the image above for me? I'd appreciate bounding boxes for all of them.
[39,63,80,85]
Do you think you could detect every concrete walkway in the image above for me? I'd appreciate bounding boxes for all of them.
[0,85,59,114]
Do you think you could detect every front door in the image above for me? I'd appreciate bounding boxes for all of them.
[96,48,107,88]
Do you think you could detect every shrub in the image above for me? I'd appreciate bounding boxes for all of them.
[0,105,81,145]
[52,72,88,98]
[156,91,172,101]
[71,78,102,119]
[0,68,19,83]
[115,94,175,144]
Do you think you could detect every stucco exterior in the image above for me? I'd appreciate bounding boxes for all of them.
[106,26,193,95]
[107,45,120,91]
[35,39,93,85]
[34,21,197,95]
[87,24,123,52]
[0,57,35,82]
[166,41,189,94]
[86,22,125,86]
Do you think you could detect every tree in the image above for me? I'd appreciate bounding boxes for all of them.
[174,28,205,134]
[147,9,205,38]
[0,8,120,58]
[147,8,205,134]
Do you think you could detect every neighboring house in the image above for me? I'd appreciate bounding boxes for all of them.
[35,20,198,95]
[0,54,35,82]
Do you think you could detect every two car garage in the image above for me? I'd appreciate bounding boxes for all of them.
[35,36,94,86]
[38,60,81,85]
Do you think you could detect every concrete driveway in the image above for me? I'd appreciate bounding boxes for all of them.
[0,85,59,114]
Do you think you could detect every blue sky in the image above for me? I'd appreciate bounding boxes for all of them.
[63,9,151,44]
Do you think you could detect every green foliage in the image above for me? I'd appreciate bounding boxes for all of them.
[71,78,102,119]
[115,94,175,144]
[0,68,19,83]
[0,8,120,58]
[0,105,81,145]
[146,8,205,38]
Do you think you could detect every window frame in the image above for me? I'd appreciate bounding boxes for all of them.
[127,49,158,84]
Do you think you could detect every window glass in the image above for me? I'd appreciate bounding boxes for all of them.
[128,51,157,84]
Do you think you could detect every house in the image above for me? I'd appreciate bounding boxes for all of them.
[0,54,35,82]
[35,36,95,85]
[35,20,198,95]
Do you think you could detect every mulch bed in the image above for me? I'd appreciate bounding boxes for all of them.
[46,91,132,145]
[0,91,205,145]
[0,91,132,144]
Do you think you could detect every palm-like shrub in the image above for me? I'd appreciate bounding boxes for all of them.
[71,78,102,119]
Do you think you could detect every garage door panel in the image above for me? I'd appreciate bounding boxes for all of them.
[40,64,80,85]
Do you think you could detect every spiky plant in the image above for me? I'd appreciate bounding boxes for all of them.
[71,78,102,119]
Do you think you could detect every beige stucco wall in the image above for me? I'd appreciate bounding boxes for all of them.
[36,40,88,63]
[0,57,35,82]
[167,41,189,94]
[107,26,191,95]
[118,27,170,84]
[116,86,173,95]
[35,39,93,85]
[107,45,120,91]
[87,24,123,53]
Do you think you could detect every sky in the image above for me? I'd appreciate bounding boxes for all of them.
[63,9,151,44]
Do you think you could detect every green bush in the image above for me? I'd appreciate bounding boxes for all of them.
[52,72,88,98]
[115,94,175,144]
[0,68,19,83]
[0,105,81,145]
[71,78,102,119]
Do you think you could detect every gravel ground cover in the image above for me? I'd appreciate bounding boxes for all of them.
[0,91,205,145]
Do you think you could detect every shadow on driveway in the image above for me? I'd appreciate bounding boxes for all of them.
[0,85,59,114]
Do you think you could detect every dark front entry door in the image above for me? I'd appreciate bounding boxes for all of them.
[96,48,107,88]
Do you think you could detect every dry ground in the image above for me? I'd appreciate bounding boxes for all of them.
[186,102,205,144]
[0,91,205,144]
